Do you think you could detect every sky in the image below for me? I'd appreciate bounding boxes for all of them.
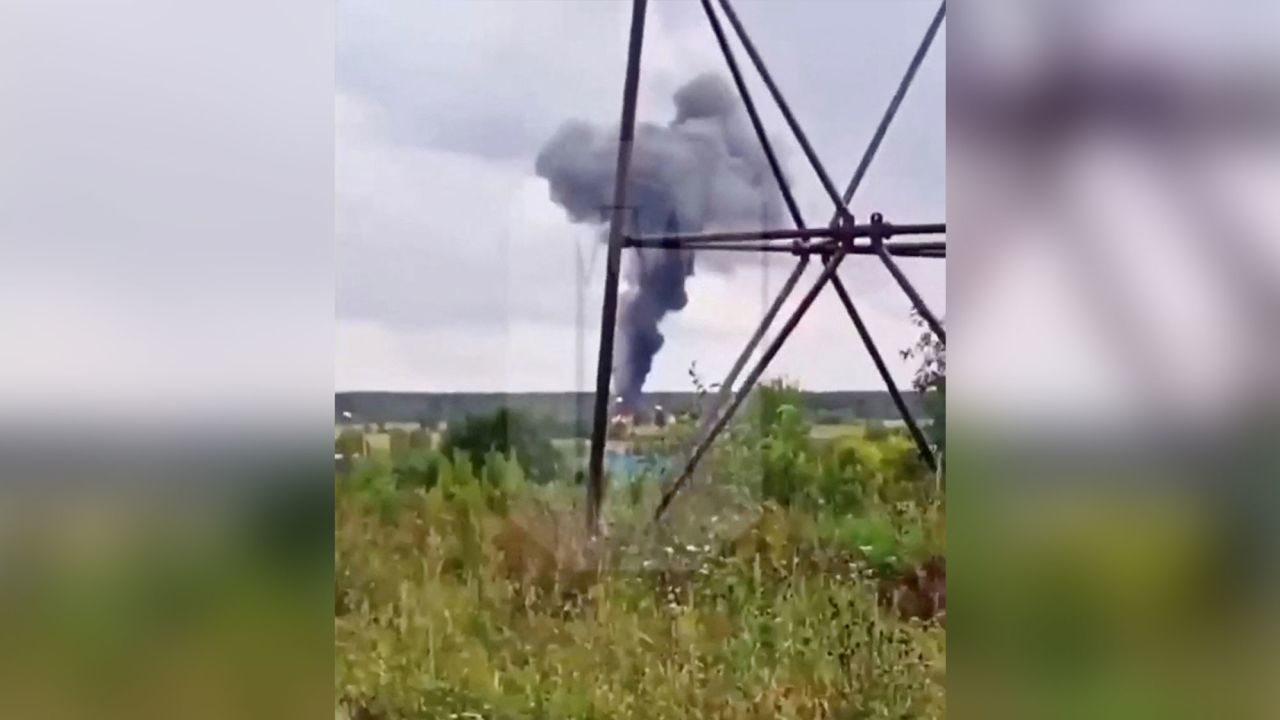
[1,0,1273,429]
[0,0,334,424]
[334,0,947,394]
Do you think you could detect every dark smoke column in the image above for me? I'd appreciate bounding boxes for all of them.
[535,73,781,409]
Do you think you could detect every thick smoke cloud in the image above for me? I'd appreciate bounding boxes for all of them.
[535,73,782,407]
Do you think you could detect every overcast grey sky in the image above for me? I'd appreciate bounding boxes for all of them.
[3,0,1276,430]
[335,0,947,393]
[1,0,333,423]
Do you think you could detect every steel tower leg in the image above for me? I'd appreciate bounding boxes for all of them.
[586,0,649,537]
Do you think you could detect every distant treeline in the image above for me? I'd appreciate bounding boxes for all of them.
[335,391,924,435]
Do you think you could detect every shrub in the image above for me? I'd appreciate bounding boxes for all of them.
[391,447,445,491]
[335,428,365,459]
[387,427,410,463]
[924,380,945,451]
[864,419,890,442]
[408,427,433,451]
[334,446,946,719]
[440,407,561,484]
[742,378,807,439]
[334,381,947,719]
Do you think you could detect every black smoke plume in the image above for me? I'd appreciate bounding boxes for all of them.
[535,74,782,408]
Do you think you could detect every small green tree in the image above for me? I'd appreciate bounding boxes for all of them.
[439,407,561,484]
[742,377,807,439]
[864,419,890,442]
[392,447,445,491]
[408,427,433,451]
[733,379,816,507]
[387,427,410,463]
[901,310,945,452]
[335,428,365,460]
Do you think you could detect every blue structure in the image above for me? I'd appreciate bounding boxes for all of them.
[604,448,671,485]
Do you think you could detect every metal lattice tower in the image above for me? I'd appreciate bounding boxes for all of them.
[586,0,947,535]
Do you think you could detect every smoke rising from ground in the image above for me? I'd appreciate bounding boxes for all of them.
[535,73,783,407]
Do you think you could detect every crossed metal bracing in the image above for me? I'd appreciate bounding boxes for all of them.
[587,0,948,534]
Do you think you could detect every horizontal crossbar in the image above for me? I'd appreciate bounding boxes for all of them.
[624,221,944,248]
[624,236,945,258]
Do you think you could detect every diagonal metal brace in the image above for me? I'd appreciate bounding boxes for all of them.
[654,245,850,522]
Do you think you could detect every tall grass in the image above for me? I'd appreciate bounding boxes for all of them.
[336,383,945,719]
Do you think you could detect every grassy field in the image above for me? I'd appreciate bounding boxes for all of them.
[335,385,945,718]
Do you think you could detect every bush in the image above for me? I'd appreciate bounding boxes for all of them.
[408,427,433,451]
[391,448,445,491]
[335,428,365,459]
[924,380,945,451]
[864,419,890,442]
[334,442,945,719]
[742,378,807,439]
[387,428,410,462]
[440,407,561,484]
[334,381,946,718]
